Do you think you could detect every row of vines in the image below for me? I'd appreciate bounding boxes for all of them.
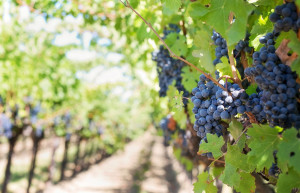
[0,1,154,192]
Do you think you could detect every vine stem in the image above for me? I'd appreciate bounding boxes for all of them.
[119,0,227,91]
[207,158,225,164]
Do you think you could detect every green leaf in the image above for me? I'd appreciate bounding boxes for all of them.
[192,28,215,73]
[181,157,194,171]
[228,120,246,151]
[216,58,232,77]
[128,0,139,8]
[187,101,196,124]
[181,66,198,92]
[170,89,184,112]
[291,57,300,75]
[225,143,254,172]
[162,0,182,15]
[212,166,224,177]
[247,124,280,171]
[287,31,300,55]
[245,84,258,95]
[199,133,225,159]
[165,33,187,56]
[228,119,243,140]
[186,2,209,19]
[249,14,273,49]
[277,168,300,193]
[235,172,256,193]
[220,163,240,187]
[277,128,300,173]
[193,171,218,193]
[202,0,254,46]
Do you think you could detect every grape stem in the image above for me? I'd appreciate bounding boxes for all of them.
[241,51,249,69]
[229,52,243,88]
[119,0,227,91]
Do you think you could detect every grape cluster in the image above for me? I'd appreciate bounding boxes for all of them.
[234,33,253,54]
[211,31,253,66]
[163,24,181,38]
[35,125,43,138]
[269,151,280,178]
[0,113,13,139]
[30,103,41,124]
[244,32,300,129]
[160,117,172,146]
[191,75,243,140]
[269,1,300,33]
[152,25,189,101]
[211,31,228,65]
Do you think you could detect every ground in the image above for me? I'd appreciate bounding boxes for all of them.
[44,130,194,193]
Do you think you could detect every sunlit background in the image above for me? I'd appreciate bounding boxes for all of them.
[0,0,171,192]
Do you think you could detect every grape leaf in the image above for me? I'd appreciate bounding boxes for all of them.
[216,58,233,77]
[296,0,300,8]
[192,28,215,73]
[245,84,257,95]
[199,133,225,159]
[187,101,196,124]
[129,0,139,8]
[247,124,280,171]
[193,171,218,193]
[186,2,208,19]
[181,157,194,171]
[235,172,256,193]
[162,0,182,15]
[202,0,254,46]
[228,120,245,151]
[249,14,273,49]
[181,66,198,92]
[277,168,300,193]
[219,163,240,187]
[277,128,300,173]
[165,33,187,56]
[250,0,281,6]
[291,58,300,75]
[225,143,254,172]
[212,166,224,177]
[167,86,187,128]
[228,119,243,140]
[168,85,184,112]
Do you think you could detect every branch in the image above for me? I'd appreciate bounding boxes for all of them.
[119,0,227,91]
[217,75,235,82]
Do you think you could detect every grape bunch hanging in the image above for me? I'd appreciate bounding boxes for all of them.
[152,24,189,101]
[190,1,300,156]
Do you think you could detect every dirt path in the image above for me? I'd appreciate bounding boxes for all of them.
[44,131,193,193]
